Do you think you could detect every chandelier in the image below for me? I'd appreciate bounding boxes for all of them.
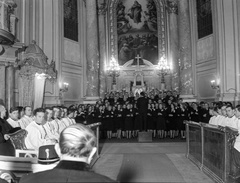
[156,56,171,84]
[106,56,120,86]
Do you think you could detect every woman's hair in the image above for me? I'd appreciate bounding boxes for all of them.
[59,124,96,158]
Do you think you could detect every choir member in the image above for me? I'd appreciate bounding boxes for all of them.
[133,104,140,138]
[86,105,95,124]
[189,102,200,122]
[7,107,20,128]
[44,107,59,141]
[61,107,77,127]
[18,106,33,129]
[156,103,166,139]
[166,101,176,139]
[25,108,57,150]
[124,103,134,139]
[75,105,86,124]
[115,104,124,139]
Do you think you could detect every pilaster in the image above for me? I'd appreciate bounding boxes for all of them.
[98,0,107,98]
[178,0,193,97]
[86,0,100,97]
[167,0,179,91]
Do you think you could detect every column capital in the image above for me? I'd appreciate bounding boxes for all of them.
[98,3,107,15]
[167,0,178,14]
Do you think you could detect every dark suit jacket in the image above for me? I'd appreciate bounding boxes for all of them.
[20,160,117,183]
[137,96,148,114]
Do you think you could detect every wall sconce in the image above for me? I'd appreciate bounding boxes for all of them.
[210,80,220,90]
[60,82,69,93]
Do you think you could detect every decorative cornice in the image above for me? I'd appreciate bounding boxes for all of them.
[167,0,178,14]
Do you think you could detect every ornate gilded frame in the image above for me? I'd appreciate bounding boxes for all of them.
[106,0,168,66]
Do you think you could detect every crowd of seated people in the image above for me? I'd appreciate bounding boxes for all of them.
[0,105,78,154]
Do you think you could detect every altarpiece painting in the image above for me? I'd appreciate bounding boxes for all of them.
[107,0,167,66]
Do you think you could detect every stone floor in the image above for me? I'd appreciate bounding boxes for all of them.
[92,142,214,183]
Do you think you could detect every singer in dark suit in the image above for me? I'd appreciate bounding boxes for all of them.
[137,92,148,131]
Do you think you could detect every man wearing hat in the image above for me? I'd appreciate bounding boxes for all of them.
[20,123,117,183]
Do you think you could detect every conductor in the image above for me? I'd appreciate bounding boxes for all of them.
[137,92,148,131]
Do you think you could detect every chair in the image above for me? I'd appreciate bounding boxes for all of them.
[8,129,28,150]
[8,129,38,158]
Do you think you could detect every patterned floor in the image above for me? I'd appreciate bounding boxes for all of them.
[92,142,214,183]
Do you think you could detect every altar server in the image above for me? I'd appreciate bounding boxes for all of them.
[25,108,57,150]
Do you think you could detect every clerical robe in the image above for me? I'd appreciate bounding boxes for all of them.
[61,117,76,128]
[18,115,33,129]
[234,118,240,152]
[225,115,238,129]
[43,121,59,141]
[209,116,217,125]
[216,115,227,126]
[25,121,56,150]
[7,118,20,128]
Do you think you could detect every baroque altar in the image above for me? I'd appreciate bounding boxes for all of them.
[107,55,172,93]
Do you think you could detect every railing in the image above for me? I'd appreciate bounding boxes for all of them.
[186,121,239,183]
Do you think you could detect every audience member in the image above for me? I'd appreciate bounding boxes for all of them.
[44,107,59,141]
[0,105,15,156]
[7,107,20,128]
[18,106,33,129]
[20,124,117,183]
[25,108,57,150]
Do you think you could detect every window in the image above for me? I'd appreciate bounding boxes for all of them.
[196,0,213,39]
[64,0,78,41]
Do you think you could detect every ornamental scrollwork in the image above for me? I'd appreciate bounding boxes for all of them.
[167,0,178,14]
[225,126,238,149]
[98,3,107,15]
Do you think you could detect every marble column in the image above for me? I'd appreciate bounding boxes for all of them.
[167,0,179,91]
[178,0,193,95]
[98,0,107,98]
[86,0,100,97]
[5,64,15,109]
[0,64,6,105]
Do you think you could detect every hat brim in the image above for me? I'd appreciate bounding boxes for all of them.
[38,158,60,164]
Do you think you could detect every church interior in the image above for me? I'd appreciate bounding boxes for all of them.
[0,0,239,108]
[0,0,240,182]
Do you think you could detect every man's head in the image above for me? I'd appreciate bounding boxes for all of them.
[235,105,240,119]
[17,106,24,119]
[24,106,32,117]
[0,105,6,118]
[45,107,53,122]
[9,107,19,121]
[221,104,227,117]
[55,124,97,164]
[140,92,145,97]
[200,101,205,109]
[67,107,76,118]
[226,105,235,118]
[52,106,60,119]
[33,108,46,125]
